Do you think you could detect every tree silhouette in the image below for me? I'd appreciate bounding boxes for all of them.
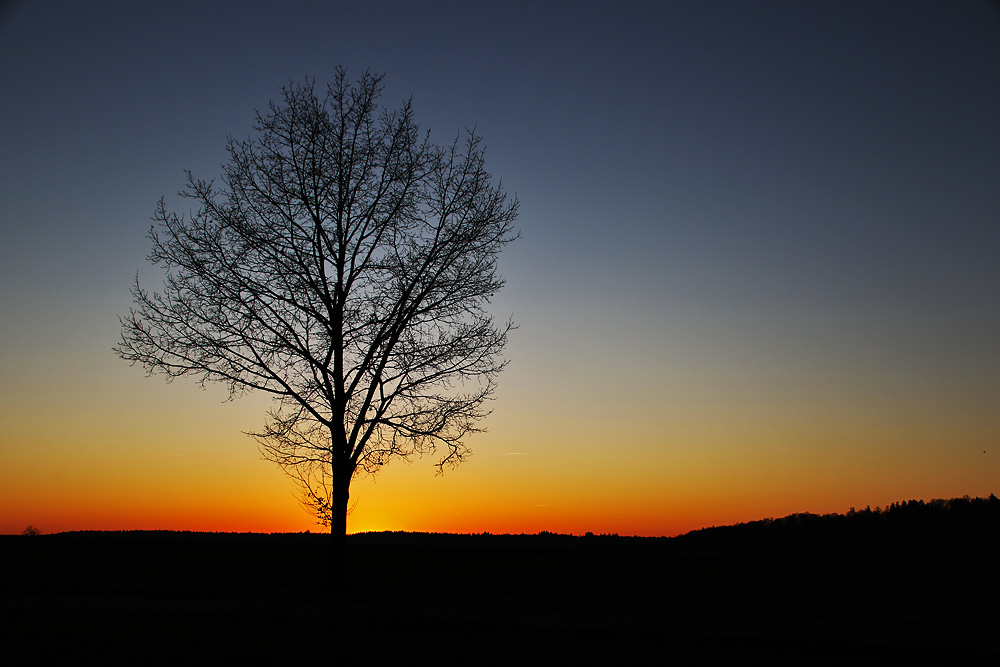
[116,69,518,548]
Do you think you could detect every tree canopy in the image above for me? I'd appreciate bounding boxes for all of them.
[117,69,518,538]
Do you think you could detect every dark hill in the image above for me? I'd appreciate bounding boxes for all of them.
[3,496,998,663]
[675,494,1000,551]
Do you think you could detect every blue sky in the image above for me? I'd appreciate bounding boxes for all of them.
[1,1,998,535]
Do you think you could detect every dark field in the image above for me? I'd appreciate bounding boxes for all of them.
[3,507,999,664]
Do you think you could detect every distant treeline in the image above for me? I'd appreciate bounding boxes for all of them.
[344,495,1000,552]
[677,495,1000,551]
[14,495,998,551]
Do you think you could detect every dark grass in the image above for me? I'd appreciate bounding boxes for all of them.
[3,498,999,664]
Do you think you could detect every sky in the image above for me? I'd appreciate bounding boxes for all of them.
[1,0,999,536]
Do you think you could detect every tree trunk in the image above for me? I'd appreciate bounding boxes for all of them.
[329,473,350,588]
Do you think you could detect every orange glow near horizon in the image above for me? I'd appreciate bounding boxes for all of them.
[4,446,997,537]
[2,362,998,537]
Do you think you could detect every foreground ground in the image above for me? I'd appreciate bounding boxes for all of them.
[2,529,998,663]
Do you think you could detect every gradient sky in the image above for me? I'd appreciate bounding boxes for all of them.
[2,0,999,536]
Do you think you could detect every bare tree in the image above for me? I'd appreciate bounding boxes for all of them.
[116,69,518,548]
